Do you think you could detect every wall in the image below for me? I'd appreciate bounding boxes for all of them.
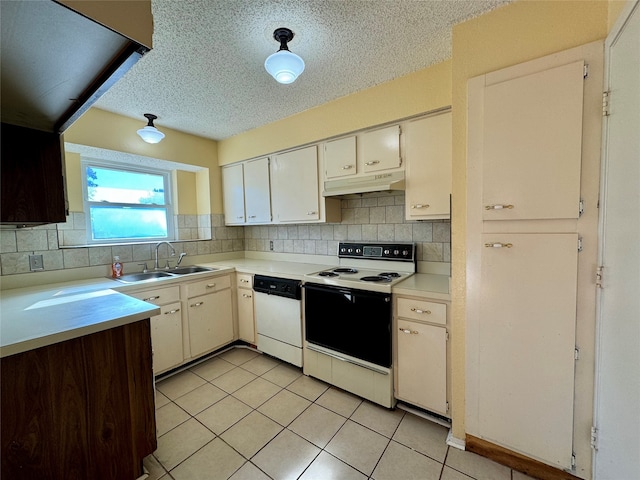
[450,0,611,442]
[218,60,451,165]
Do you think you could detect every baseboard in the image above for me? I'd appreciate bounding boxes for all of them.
[465,435,582,480]
[446,430,466,450]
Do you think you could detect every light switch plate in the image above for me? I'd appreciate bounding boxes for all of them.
[29,254,44,271]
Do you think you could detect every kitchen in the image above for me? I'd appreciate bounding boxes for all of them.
[1,1,638,480]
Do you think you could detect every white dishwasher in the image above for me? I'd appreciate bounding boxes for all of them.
[253,275,303,367]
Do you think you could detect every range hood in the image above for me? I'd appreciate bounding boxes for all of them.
[323,171,405,197]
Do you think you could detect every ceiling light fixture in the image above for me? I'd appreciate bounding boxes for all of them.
[137,113,165,143]
[264,28,305,84]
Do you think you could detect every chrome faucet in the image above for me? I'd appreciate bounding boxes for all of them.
[176,252,187,267]
[154,241,175,270]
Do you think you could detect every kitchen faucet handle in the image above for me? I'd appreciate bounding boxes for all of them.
[177,252,187,267]
[138,262,149,273]
[164,260,172,270]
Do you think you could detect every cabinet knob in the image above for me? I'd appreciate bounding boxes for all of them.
[410,308,431,314]
[306,211,317,215]
[411,204,430,209]
[342,165,354,170]
[143,295,160,302]
[206,283,216,288]
[485,204,514,210]
[365,160,380,166]
[190,301,204,307]
[164,308,181,315]
[248,215,256,218]
[240,279,249,283]
[399,328,419,335]
[484,243,513,248]
[242,293,252,298]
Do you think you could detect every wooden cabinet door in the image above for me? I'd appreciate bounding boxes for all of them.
[324,136,356,179]
[482,61,585,221]
[271,146,320,222]
[188,289,234,357]
[478,233,578,468]
[150,301,183,374]
[237,287,255,343]
[360,125,400,173]
[222,163,245,225]
[396,320,448,415]
[244,157,271,223]
[405,112,452,220]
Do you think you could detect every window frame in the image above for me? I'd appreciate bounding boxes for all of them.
[81,158,175,245]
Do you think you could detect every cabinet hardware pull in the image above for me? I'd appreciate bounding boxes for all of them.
[365,160,380,166]
[342,165,353,169]
[240,279,249,283]
[306,211,317,215]
[399,328,419,335]
[411,204,430,209]
[206,283,216,288]
[248,215,256,218]
[237,216,244,219]
[165,309,180,315]
[242,293,252,298]
[143,295,160,301]
[485,204,514,210]
[191,301,204,307]
[411,308,431,314]
[484,242,513,248]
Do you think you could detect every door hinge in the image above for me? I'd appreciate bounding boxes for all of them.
[603,91,610,116]
[446,331,450,341]
[571,453,577,470]
[591,426,598,450]
[578,237,583,252]
[578,199,585,217]
[446,401,450,413]
[596,266,604,289]
[583,64,589,78]
[574,347,580,360]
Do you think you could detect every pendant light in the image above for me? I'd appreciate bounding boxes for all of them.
[137,113,165,143]
[264,28,305,84]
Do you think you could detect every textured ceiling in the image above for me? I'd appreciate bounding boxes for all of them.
[95,0,510,141]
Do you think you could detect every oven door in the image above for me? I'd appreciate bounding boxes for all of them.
[304,283,392,367]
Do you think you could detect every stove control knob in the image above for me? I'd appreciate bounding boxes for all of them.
[340,247,347,253]
[348,248,353,253]
[384,249,390,255]
[355,248,362,254]
[393,249,400,256]
[402,250,409,256]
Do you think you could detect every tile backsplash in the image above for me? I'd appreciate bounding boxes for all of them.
[0,192,449,276]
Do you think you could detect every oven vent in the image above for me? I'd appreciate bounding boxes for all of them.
[322,171,405,197]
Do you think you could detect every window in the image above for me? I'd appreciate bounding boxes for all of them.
[82,161,173,243]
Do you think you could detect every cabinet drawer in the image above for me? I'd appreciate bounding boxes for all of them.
[129,285,180,306]
[397,298,446,325]
[237,273,253,288]
[186,274,231,298]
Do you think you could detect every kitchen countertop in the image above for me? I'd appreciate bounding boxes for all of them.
[1,258,450,357]
[392,273,451,301]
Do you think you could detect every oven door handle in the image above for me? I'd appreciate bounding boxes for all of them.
[306,344,389,375]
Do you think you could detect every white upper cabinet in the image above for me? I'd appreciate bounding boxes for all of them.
[222,163,245,225]
[405,111,452,220]
[324,136,356,179]
[244,157,271,223]
[222,157,271,225]
[271,146,321,223]
[482,60,585,221]
[360,125,401,173]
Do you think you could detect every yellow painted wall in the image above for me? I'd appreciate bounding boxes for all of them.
[64,108,222,213]
[218,60,452,165]
[175,171,198,215]
[608,0,628,29]
[450,0,610,439]
[65,152,83,212]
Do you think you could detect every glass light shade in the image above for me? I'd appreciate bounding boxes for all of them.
[265,50,305,84]
[137,125,165,144]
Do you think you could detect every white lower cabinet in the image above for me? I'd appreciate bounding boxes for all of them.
[394,295,449,417]
[236,273,255,343]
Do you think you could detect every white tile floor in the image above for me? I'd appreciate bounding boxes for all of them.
[146,347,537,480]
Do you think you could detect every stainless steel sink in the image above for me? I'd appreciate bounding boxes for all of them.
[115,271,176,284]
[170,266,217,275]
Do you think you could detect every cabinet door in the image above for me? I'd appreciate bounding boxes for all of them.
[188,289,234,357]
[396,320,447,416]
[244,157,271,223]
[478,233,578,468]
[222,163,245,225]
[271,146,320,222]
[360,125,400,173]
[405,113,452,219]
[324,136,356,179]
[150,302,183,374]
[237,287,255,343]
[482,61,585,221]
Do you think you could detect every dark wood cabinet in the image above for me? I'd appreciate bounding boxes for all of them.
[1,320,157,479]
[1,123,68,226]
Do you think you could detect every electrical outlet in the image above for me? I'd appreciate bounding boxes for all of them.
[29,254,44,271]
[269,240,274,251]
